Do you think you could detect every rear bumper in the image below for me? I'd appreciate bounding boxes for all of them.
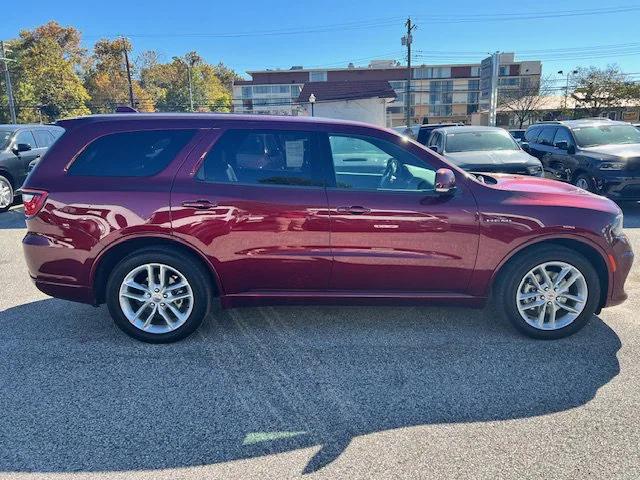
[31,276,95,304]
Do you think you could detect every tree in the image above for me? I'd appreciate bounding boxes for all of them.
[140,51,232,112]
[571,65,631,117]
[497,76,552,128]
[85,38,154,113]
[10,23,90,122]
[212,62,242,91]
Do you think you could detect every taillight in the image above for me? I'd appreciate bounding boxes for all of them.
[22,189,48,217]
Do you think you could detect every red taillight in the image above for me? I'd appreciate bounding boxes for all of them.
[22,189,48,217]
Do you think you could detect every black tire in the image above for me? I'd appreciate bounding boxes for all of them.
[0,174,14,212]
[573,173,596,193]
[494,245,601,340]
[106,246,213,343]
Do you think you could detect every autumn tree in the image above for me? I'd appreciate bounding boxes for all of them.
[9,22,90,122]
[84,38,154,112]
[140,51,232,112]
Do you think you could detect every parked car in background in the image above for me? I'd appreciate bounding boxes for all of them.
[0,124,64,211]
[508,129,527,144]
[395,122,464,145]
[524,119,640,200]
[426,126,543,176]
[22,113,632,343]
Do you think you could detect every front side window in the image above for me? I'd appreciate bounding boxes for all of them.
[197,130,324,187]
[15,130,36,148]
[445,131,519,153]
[524,126,541,142]
[0,130,13,149]
[572,124,640,147]
[69,129,196,177]
[538,127,557,146]
[329,134,436,191]
[553,128,574,147]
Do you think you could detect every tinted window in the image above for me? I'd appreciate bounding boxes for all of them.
[0,130,12,149]
[538,127,557,146]
[198,130,324,187]
[572,124,640,147]
[33,130,54,148]
[329,134,435,191]
[445,131,518,152]
[524,126,542,142]
[553,127,574,147]
[510,130,525,141]
[416,127,435,145]
[15,130,36,148]
[69,129,195,177]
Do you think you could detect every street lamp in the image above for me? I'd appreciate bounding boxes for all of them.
[558,70,578,111]
[309,93,316,117]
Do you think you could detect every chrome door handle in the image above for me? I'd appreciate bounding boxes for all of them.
[181,199,217,210]
[336,205,371,215]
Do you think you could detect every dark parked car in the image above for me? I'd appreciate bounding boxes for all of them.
[508,129,527,144]
[0,124,64,211]
[22,113,633,343]
[395,122,464,145]
[426,126,543,176]
[524,119,640,200]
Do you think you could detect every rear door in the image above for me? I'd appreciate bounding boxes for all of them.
[322,130,479,293]
[171,127,333,296]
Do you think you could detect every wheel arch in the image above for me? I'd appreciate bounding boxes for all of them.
[92,235,223,305]
[491,236,609,311]
[0,168,16,189]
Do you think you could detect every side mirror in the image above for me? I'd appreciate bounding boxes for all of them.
[556,140,569,150]
[435,168,456,195]
[521,142,530,152]
[429,145,440,153]
[13,143,32,153]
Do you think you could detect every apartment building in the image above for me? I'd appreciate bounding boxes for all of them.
[232,53,542,126]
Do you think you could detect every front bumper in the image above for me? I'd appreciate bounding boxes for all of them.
[596,173,640,200]
[606,235,634,307]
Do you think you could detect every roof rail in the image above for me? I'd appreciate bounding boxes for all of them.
[534,120,562,124]
[115,105,139,113]
[578,117,613,121]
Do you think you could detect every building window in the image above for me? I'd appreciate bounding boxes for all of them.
[309,71,327,82]
[470,66,480,77]
[291,85,301,97]
[253,85,269,94]
[499,66,510,76]
[498,78,520,87]
[241,86,252,98]
[414,67,451,79]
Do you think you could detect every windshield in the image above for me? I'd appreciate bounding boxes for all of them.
[0,130,13,149]
[445,131,519,153]
[572,124,640,147]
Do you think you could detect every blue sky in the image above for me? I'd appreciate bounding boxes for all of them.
[3,0,640,82]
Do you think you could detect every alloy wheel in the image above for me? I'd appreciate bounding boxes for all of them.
[516,261,588,330]
[0,177,12,209]
[118,263,194,334]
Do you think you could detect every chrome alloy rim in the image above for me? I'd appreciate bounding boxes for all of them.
[576,178,590,190]
[0,177,12,208]
[119,263,193,334]
[516,261,588,330]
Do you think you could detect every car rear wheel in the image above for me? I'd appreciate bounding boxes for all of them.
[0,175,14,212]
[495,245,601,339]
[106,247,212,343]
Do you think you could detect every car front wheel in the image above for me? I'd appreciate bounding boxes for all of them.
[0,175,14,212]
[495,245,601,339]
[106,247,212,343]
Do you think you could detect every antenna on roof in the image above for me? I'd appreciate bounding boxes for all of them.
[115,105,138,113]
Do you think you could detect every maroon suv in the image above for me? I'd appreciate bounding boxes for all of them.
[21,114,633,342]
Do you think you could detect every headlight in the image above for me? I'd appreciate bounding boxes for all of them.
[526,165,543,175]
[599,162,625,170]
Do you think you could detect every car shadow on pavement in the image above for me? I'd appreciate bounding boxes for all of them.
[0,299,621,475]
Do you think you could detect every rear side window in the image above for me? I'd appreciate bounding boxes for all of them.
[69,129,196,177]
[197,130,325,187]
[15,130,36,148]
[33,130,54,148]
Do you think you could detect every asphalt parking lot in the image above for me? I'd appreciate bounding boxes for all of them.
[0,203,639,480]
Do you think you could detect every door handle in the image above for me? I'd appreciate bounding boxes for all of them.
[181,199,217,210]
[336,205,371,215]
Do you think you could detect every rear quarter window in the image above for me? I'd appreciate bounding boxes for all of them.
[68,129,196,177]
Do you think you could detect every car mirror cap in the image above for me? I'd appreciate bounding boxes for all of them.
[435,168,456,195]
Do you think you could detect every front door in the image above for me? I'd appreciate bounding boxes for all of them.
[171,128,332,295]
[323,132,479,293]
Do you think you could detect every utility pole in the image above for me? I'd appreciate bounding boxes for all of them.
[187,61,194,112]
[0,41,17,124]
[121,37,135,108]
[488,51,500,127]
[402,18,416,127]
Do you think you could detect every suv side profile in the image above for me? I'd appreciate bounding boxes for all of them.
[22,114,633,343]
[0,124,64,211]
[524,119,640,200]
